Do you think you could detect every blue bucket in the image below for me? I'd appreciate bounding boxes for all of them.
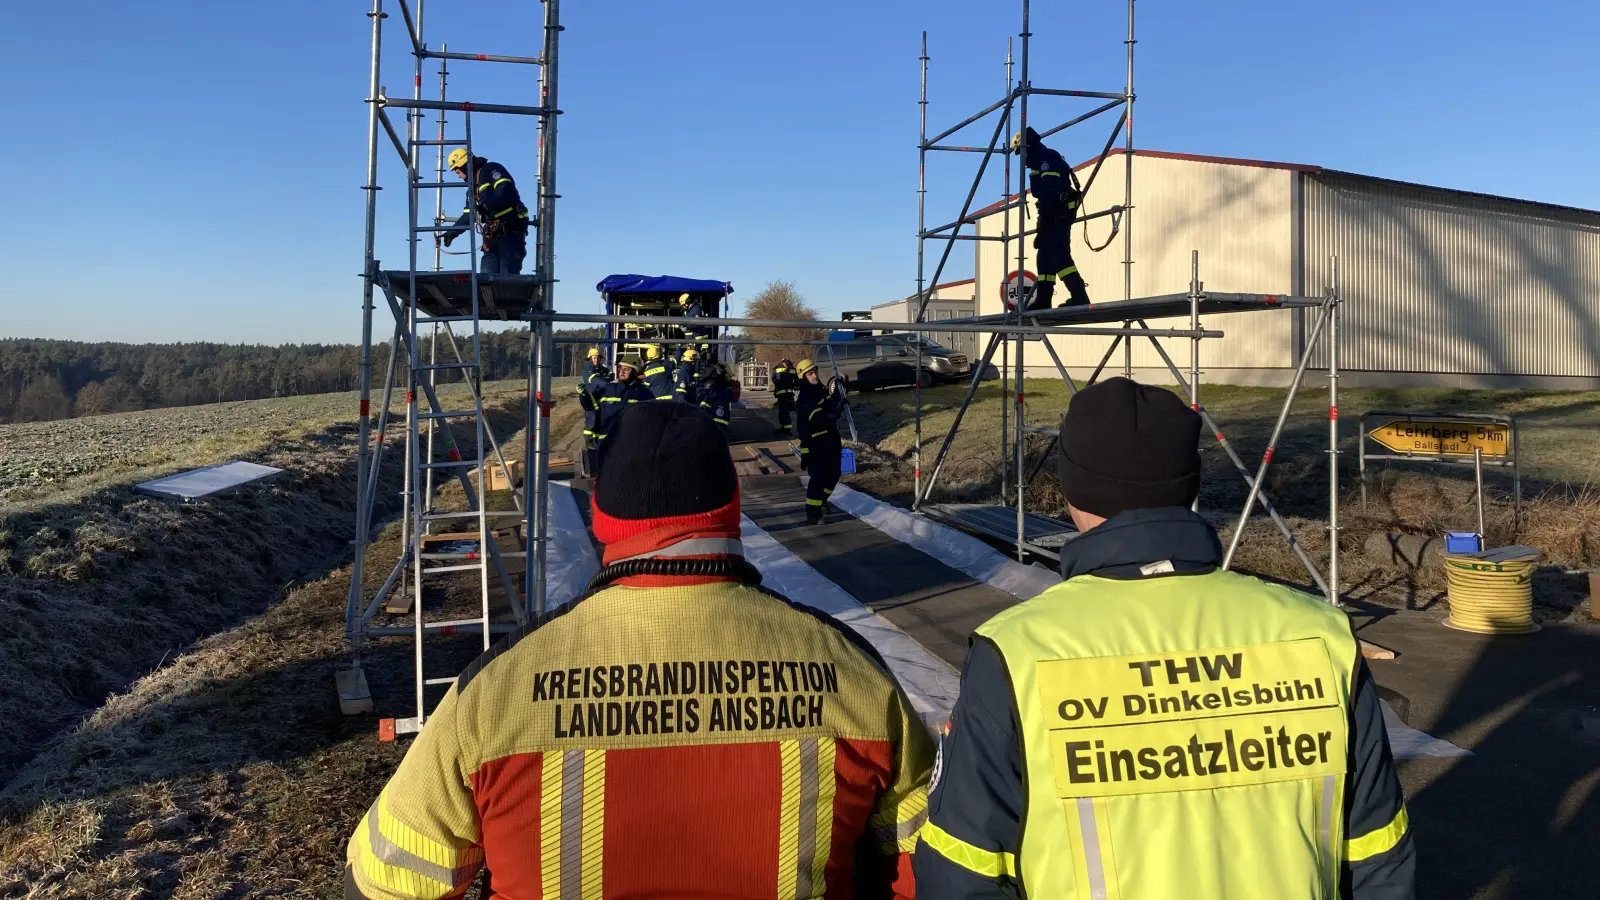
[840,448,856,474]
[1445,531,1482,555]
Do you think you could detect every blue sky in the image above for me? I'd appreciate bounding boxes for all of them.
[1,1,1595,344]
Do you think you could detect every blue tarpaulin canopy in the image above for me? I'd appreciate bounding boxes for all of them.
[595,274,734,295]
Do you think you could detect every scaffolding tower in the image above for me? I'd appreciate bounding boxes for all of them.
[907,0,1347,603]
[341,0,1351,735]
[341,0,562,736]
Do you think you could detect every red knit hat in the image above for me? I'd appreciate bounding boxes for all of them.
[591,402,742,566]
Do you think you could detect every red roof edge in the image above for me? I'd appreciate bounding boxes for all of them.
[933,278,975,290]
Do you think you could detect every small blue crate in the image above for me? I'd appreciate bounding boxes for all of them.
[840,448,857,474]
[1445,531,1482,555]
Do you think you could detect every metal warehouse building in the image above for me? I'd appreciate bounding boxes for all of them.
[871,278,977,356]
[970,149,1600,388]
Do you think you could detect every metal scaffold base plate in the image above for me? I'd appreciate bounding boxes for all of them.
[380,271,541,319]
[922,503,1079,560]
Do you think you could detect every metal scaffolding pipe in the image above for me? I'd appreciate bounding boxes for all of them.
[348,0,386,657]
[422,49,543,65]
[1222,298,1334,571]
[380,94,550,117]
[534,311,1221,339]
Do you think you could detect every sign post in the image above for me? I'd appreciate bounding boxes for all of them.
[1358,412,1520,537]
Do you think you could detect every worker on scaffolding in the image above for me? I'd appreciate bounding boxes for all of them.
[914,377,1415,899]
[677,292,716,340]
[675,346,701,404]
[642,345,678,401]
[795,359,845,524]
[696,361,733,440]
[344,402,934,899]
[439,148,531,275]
[1011,126,1089,310]
[576,346,612,475]
[772,357,798,437]
[593,353,655,443]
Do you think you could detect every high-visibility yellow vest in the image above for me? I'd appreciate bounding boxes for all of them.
[975,568,1359,898]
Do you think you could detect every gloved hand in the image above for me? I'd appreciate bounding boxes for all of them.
[442,231,458,248]
[799,454,809,471]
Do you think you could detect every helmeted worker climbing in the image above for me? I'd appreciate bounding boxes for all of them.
[641,345,678,401]
[1011,127,1089,310]
[439,148,531,275]
[772,357,798,437]
[593,354,655,443]
[795,359,846,524]
[575,346,612,475]
[675,347,701,404]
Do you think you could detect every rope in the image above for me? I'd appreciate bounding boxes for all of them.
[1443,550,1540,634]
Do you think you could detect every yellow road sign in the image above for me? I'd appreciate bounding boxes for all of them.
[1367,417,1511,458]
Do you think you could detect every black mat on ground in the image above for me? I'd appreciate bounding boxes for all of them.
[740,475,1017,668]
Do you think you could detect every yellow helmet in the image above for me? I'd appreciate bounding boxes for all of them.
[796,359,817,378]
[447,148,471,170]
[682,348,698,361]
[646,345,661,360]
[1009,130,1024,153]
[617,353,643,372]
[678,292,692,306]
[586,346,602,359]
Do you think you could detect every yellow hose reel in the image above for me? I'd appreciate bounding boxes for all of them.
[1443,546,1540,634]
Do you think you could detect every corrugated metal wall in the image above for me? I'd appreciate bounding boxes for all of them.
[1304,172,1600,377]
[974,153,1297,377]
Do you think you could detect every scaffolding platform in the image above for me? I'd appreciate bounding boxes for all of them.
[947,292,1323,327]
[379,271,541,319]
[922,503,1078,560]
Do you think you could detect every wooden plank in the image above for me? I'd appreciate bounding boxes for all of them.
[756,447,791,474]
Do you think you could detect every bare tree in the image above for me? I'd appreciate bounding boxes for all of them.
[15,375,72,422]
[744,281,824,368]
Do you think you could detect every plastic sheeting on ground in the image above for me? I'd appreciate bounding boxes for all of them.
[546,481,602,610]
[1382,701,1473,759]
[135,461,282,501]
[740,515,960,731]
[826,483,1060,600]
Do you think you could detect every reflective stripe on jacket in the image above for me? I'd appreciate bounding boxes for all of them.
[915,507,1414,900]
[593,379,656,441]
[642,363,677,401]
[345,579,936,899]
[795,382,840,454]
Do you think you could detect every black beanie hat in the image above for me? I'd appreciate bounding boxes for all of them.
[592,403,739,558]
[1057,377,1201,518]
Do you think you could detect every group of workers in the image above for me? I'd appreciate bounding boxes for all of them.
[575,343,733,474]
[347,377,1415,900]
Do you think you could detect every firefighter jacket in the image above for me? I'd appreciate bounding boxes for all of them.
[773,364,798,399]
[345,566,936,899]
[914,507,1415,900]
[594,378,656,442]
[642,360,678,401]
[698,379,732,437]
[1020,142,1080,222]
[675,360,700,403]
[445,158,530,240]
[576,363,612,438]
[796,380,843,461]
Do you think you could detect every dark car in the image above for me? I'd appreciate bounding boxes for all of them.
[812,332,971,391]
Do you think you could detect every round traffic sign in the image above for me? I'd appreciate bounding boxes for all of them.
[1002,270,1037,311]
